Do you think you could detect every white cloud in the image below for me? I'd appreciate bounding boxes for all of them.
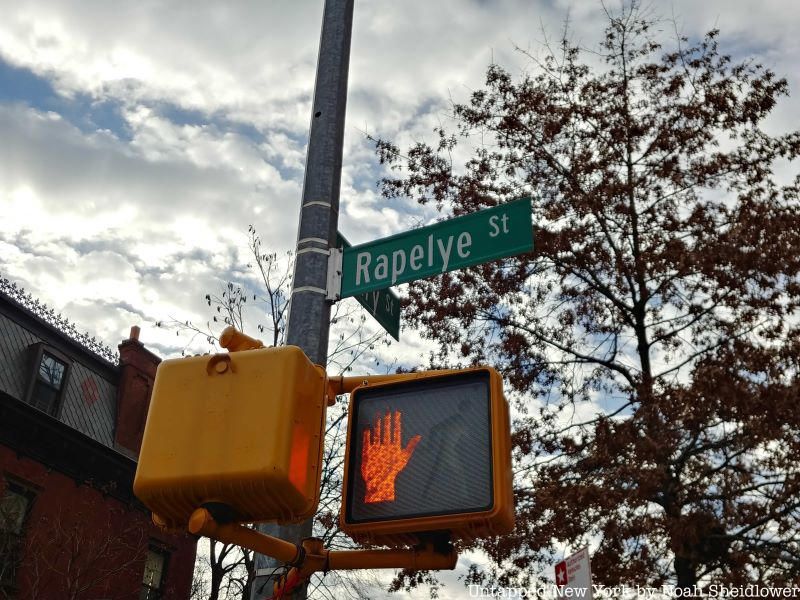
[0,101,303,351]
[0,2,321,126]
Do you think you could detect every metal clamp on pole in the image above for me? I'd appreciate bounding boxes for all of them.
[326,247,343,301]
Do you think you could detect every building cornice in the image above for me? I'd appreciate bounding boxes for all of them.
[0,279,119,380]
[0,391,144,508]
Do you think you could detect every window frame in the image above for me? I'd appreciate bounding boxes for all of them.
[24,343,72,417]
[0,477,38,592]
[140,542,170,600]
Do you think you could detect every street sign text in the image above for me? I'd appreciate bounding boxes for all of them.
[336,232,401,340]
[340,198,533,298]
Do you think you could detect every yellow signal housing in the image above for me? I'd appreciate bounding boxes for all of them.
[340,367,514,546]
[133,345,328,528]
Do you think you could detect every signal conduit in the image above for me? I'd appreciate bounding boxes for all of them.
[328,369,461,396]
[188,509,302,565]
[188,508,458,597]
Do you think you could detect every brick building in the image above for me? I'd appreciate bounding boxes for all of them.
[0,280,196,599]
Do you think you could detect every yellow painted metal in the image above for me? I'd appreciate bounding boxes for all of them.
[327,369,462,396]
[186,508,457,598]
[188,508,302,564]
[134,326,514,555]
[218,326,264,352]
[133,343,328,528]
[339,366,515,546]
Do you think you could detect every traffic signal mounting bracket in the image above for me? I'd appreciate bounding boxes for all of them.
[326,369,463,397]
[188,507,457,597]
[219,327,452,405]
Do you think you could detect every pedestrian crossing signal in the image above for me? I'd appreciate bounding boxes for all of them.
[134,344,328,528]
[340,367,514,546]
[360,409,422,503]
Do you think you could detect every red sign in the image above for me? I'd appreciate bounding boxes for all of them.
[554,548,593,599]
[344,370,496,528]
[555,559,568,586]
[341,368,515,547]
[81,377,100,406]
[361,410,421,503]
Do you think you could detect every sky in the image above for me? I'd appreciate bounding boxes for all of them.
[1,0,799,596]
[1,0,798,365]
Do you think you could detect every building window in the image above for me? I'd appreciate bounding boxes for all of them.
[141,545,169,600]
[0,480,36,590]
[25,344,71,416]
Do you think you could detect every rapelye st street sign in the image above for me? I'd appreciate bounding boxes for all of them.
[337,198,533,298]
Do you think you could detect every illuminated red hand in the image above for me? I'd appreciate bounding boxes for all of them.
[361,410,421,503]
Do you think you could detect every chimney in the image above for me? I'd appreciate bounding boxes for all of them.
[115,325,161,457]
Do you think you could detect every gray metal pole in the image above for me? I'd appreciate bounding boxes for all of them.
[250,0,354,598]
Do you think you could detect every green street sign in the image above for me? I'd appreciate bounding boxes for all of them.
[340,198,533,298]
[336,233,401,341]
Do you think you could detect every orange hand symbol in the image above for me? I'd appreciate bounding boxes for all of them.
[361,410,421,503]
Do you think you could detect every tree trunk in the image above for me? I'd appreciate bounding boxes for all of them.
[674,554,697,590]
[209,564,223,600]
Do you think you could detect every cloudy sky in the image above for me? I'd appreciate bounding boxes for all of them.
[1,0,798,596]
[1,0,798,366]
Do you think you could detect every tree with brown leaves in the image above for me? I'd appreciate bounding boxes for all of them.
[376,2,800,590]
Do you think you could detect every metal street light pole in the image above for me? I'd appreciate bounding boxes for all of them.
[251,0,354,598]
